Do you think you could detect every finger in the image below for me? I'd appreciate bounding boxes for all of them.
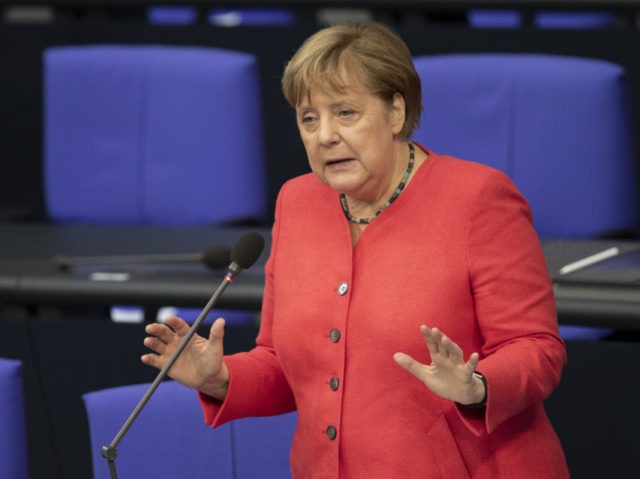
[145,322,171,341]
[437,333,454,360]
[164,316,191,337]
[393,352,427,382]
[428,327,449,358]
[208,317,226,347]
[145,322,179,344]
[141,352,163,369]
[142,336,166,355]
[421,325,440,356]
[466,352,480,373]
[441,335,464,363]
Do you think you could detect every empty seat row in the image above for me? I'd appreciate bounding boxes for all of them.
[44,45,637,239]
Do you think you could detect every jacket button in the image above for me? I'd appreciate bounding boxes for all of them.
[326,425,337,440]
[329,376,339,391]
[338,282,349,295]
[329,328,341,343]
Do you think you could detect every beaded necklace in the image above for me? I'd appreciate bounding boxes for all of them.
[340,142,415,225]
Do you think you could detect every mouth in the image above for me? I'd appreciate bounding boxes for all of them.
[325,158,354,166]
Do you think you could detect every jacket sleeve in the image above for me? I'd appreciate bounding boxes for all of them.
[200,185,297,427]
[456,170,566,435]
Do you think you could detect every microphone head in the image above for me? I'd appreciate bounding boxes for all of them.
[201,246,231,270]
[231,231,265,270]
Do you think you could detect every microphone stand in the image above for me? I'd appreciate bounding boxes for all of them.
[101,261,244,479]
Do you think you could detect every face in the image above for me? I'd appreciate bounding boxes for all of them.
[295,81,406,202]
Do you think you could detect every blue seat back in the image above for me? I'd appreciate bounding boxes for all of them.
[467,9,523,28]
[84,381,297,478]
[0,358,28,479]
[147,6,198,25]
[468,10,617,29]
[83,381,234,479]
[535,11,618,29]
[44,45,266,226]
[232,413,297,478]
[208,8,296,26]
[413,53,636,238]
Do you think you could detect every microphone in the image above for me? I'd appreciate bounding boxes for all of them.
[201,246,232,270]
[53,245,231,271]
[100,231,265,479]
[227,230,266,278]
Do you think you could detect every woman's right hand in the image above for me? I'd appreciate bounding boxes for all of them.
[141,315,229,400]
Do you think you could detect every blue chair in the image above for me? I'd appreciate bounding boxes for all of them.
[84,381,297,478]
[208,7,296,26]
[0,358,28,479]
[558,324,613,341]
[83,380,234,479]
[467,9,523,29]
[412,53,637,239]
[147,6,199,25]
[43,45,266,324]
[146,6,296,26]
[43,44,266,226]
[232,413,297,478]
[468,9,617,29]
[535,11,618,29]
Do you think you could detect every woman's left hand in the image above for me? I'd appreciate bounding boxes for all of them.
[394,325,486,406]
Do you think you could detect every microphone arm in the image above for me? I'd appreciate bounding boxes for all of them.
[100,259,254,478]
[54,245,231,271]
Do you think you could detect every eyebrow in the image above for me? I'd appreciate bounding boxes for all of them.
[297,97,362,112]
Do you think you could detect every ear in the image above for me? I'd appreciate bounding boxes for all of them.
[390,92,406,136]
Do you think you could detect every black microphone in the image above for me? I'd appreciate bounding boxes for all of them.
[227,230,266,278]
[201,246,232,269]
[100,231,265,479]
[53,245,231,271]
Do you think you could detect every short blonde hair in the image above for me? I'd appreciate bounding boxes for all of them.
[281,22,422,140]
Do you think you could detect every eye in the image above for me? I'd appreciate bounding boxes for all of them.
[299,112,317,124]
[338,108,355,117]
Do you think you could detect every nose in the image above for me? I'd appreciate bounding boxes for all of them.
[318,116,340,147]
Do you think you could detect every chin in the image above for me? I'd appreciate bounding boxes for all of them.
[325,180,357,195]
[322,174,364,195]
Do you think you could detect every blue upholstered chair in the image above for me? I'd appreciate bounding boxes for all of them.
[146,6,295,26]
[468,10,618,29]
[232,413,297,479]
[43,44,266,226]
[83,381,297,478]
[43,45,266,324]
[147,6,199,25]
[0,358,28,479]
[467,9,523,29]
[208,7,296,26]
[535,11,618,29]
[83,380,234,479]
[412,53,637,239]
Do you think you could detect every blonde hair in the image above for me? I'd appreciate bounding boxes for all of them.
[281,22,422,140]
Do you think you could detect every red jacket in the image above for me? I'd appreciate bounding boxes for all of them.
[201,149,569,478]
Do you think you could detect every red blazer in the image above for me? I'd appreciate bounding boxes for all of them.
[201,148,570,478]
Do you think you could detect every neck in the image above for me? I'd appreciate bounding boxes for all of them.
[364,141,411,204]
[340,141,415,225]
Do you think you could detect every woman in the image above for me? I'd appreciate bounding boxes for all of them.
[142,22,569,478]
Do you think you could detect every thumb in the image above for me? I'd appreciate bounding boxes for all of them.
[208,317,226,348]
[393,352,425,381]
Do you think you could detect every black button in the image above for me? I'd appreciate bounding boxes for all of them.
[329,376,339,391]
[326,425,337,440]
[329,328,341,343]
